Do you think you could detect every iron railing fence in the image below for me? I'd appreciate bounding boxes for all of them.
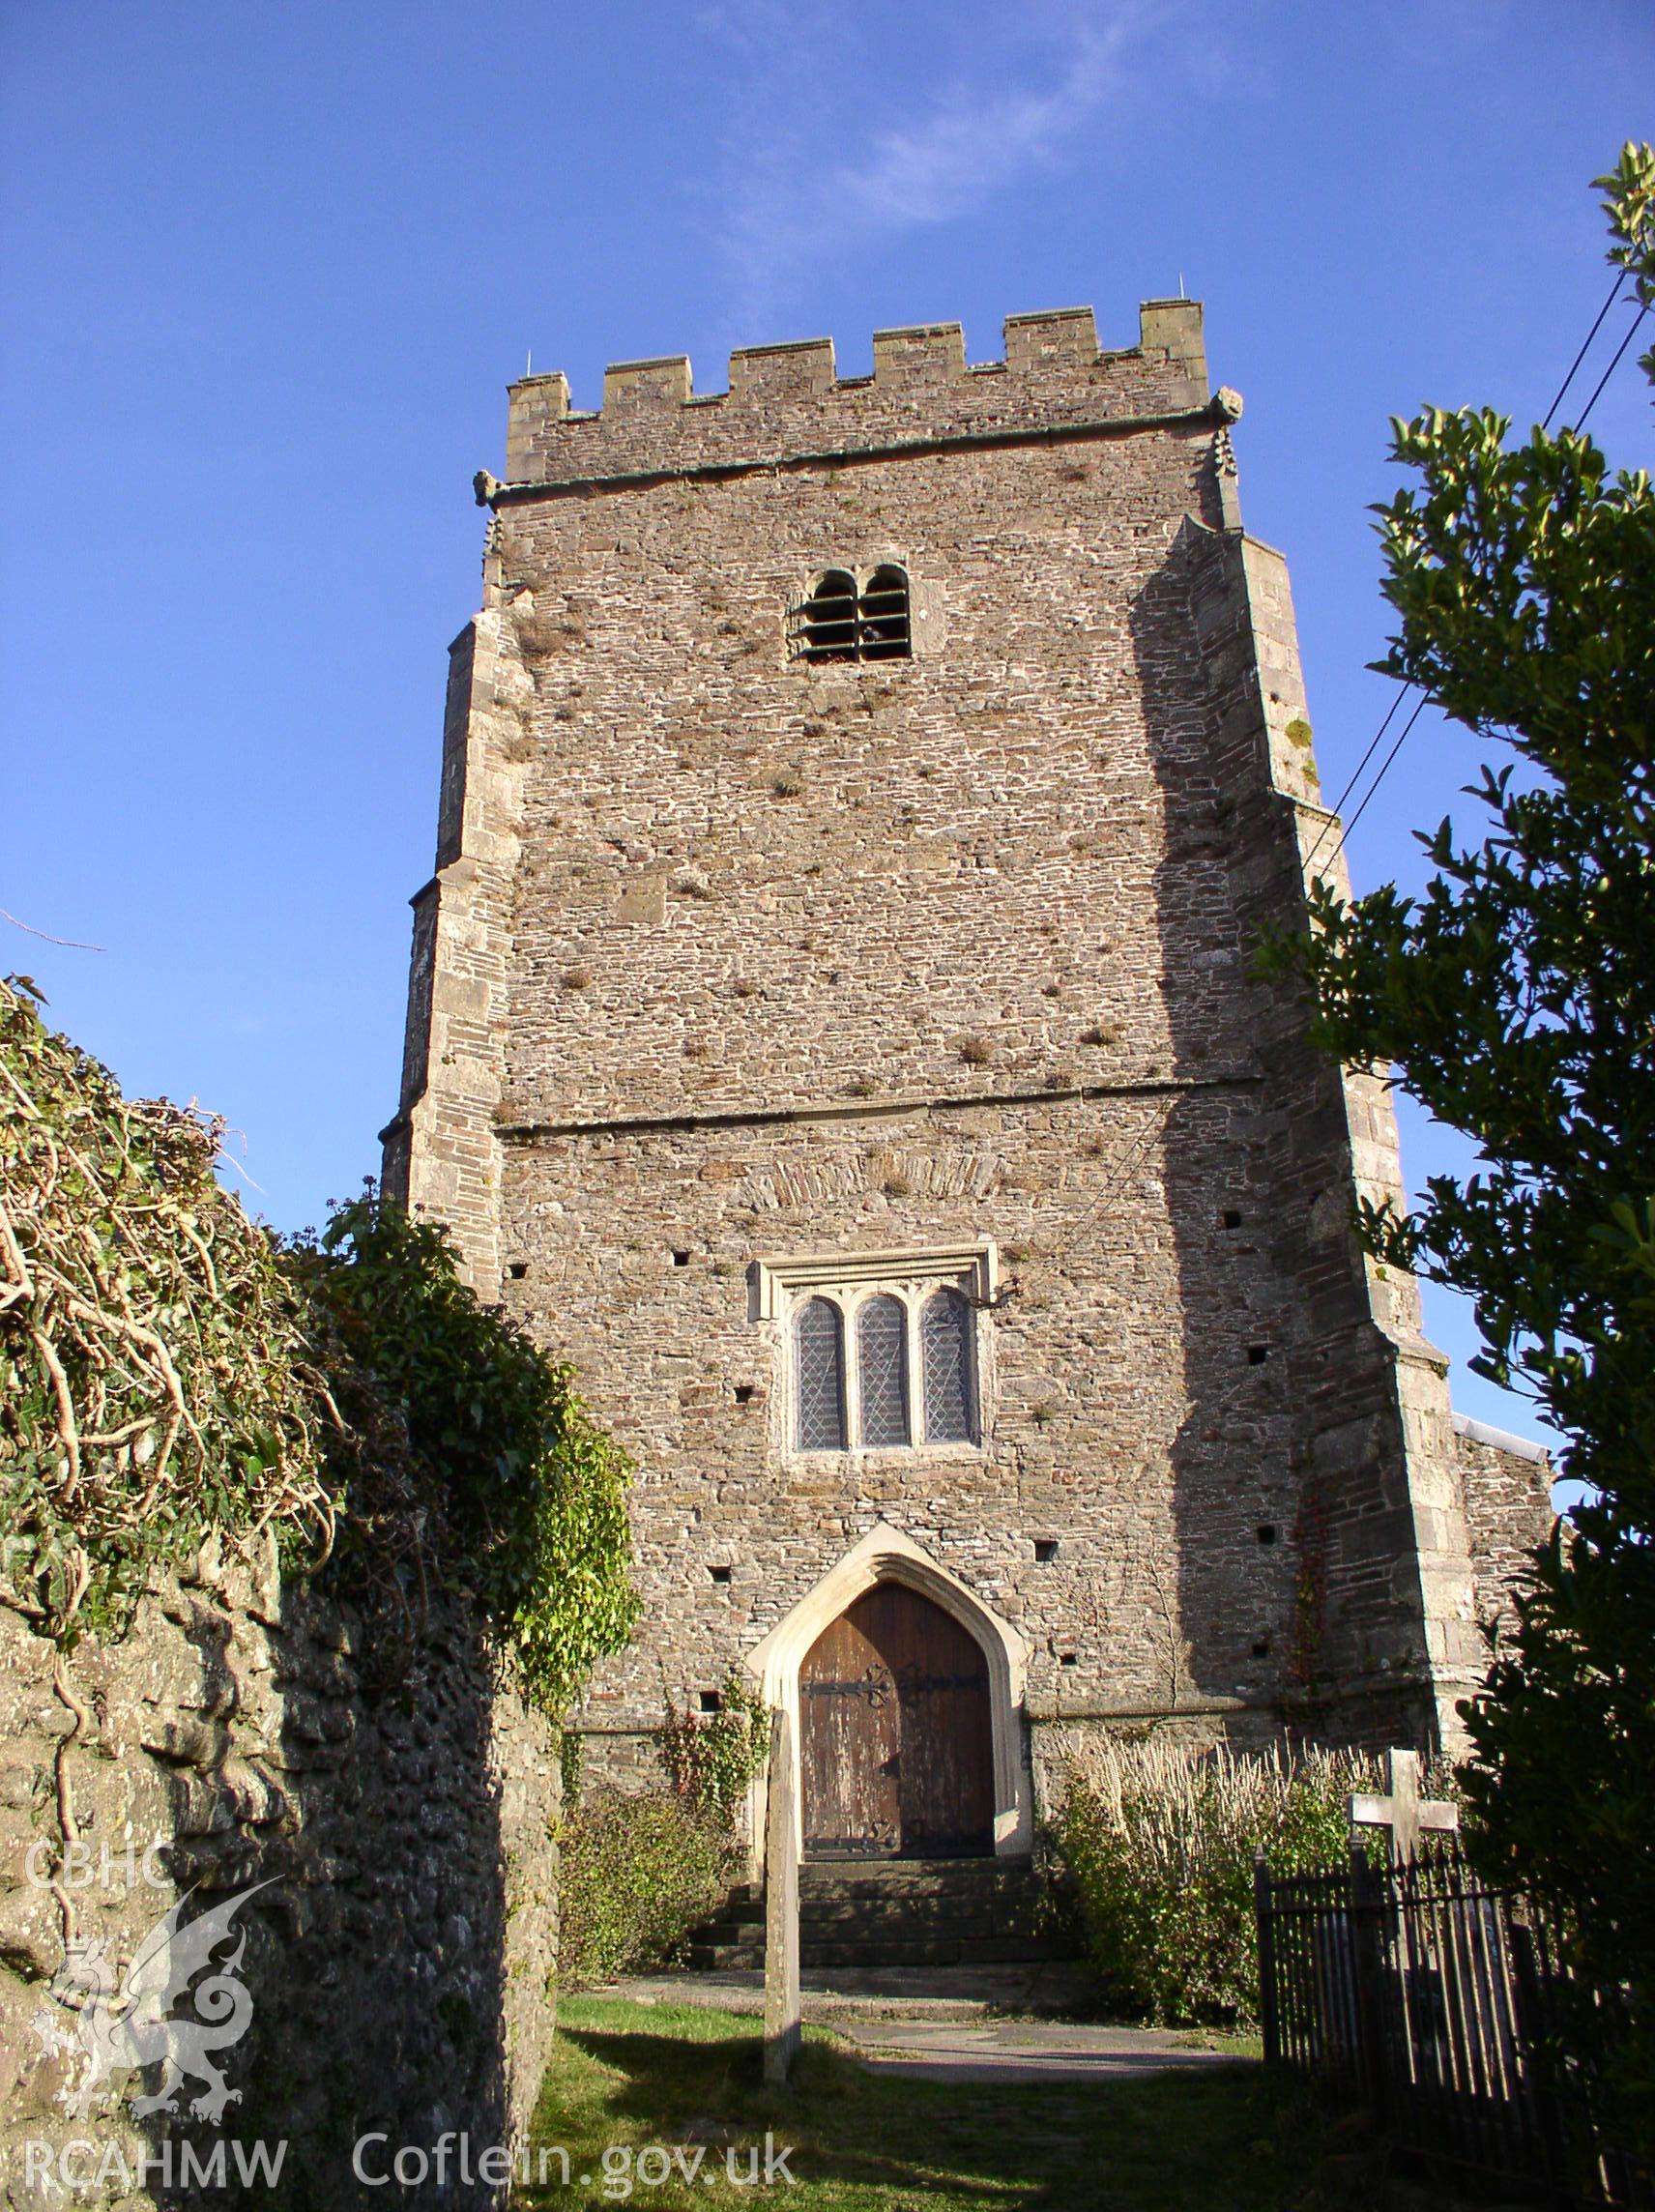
[1256,1840,1649,2208]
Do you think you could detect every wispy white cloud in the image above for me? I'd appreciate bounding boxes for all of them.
[834,18,1137,230]
[700,1,1169,332]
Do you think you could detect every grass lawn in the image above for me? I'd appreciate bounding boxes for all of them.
[514,1996,1349,2211]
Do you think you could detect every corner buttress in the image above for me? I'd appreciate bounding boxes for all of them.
[1183,516,1482,1752]
[379,611,529,1295]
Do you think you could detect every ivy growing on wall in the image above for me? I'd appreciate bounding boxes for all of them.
[296,1195,640,1715]
[658,1670,771,1826]
[0,975,637,1713]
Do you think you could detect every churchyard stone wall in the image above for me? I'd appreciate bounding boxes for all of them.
[0,1543,558,2209]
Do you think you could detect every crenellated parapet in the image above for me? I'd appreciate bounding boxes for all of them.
[493,299,1218,496]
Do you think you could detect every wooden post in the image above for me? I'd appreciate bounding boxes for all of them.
[1254,1850,1281,2065]
[763,1705,801,2085]
[1507,1912,1571,2194]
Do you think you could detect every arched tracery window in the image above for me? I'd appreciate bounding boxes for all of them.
[921,1289,976,1443]
[795,1296,846,1451]
[774,1254,988,1454]
[790,566,912,664]
[857,1295,911,1447]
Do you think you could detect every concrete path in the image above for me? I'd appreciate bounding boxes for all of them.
[836,2018,1257,2085]
[606,1962,1100,2023]
[596,1969,1259,2084]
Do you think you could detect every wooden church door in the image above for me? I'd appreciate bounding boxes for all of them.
[798,1585,994,1858]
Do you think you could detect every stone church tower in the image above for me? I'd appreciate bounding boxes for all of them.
[383,298,1551,1858]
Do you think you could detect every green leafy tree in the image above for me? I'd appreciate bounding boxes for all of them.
[1264,144,1655,2154]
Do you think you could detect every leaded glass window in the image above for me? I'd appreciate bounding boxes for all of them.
[783,1267,982,1452]
[921,1289,975,1443]
[857,1295,911,1447]
[795,1296,846,1450]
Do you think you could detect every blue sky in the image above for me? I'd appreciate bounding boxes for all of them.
[4,1,1651,1458]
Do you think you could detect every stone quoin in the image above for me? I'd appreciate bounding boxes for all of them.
[381,298,1553,1858]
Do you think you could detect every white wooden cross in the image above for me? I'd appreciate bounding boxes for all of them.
[1349,1748,1459,1861]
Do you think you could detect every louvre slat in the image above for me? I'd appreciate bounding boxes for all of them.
[787,568,913,663]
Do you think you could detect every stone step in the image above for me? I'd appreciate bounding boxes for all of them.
[685,1932,1075,1972]
[801,1936,1075,1969]
[709,1889,1043,1924]
[700,1913,765,1939]
[799,1855,1028,1882]
[685,1941,766,1971]
[800,1867,1035,1884]
[801,1876,1040,1907]
[698,1905,1043,1939]
[800,1906,999,1936]
[684,1854,1073,1973]
[801,1877,1044,1905]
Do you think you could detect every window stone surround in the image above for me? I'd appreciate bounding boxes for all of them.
[752,1242,997,1464]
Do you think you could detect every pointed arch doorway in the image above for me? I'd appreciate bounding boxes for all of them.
[799,1585,994,1858]
[746,1524,1034,1869]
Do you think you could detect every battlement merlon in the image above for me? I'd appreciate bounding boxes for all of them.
[489,300,1229,498]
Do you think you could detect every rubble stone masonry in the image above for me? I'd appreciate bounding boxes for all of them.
[0,1546,559,2208]
[384,299,1554,1811]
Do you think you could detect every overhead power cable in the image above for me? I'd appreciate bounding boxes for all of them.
[1541,273,1625,430]
[1302,683,1413,872]
[1327,696,1429,860]
[1310,272,1647,876]
[1574,298,1651,432]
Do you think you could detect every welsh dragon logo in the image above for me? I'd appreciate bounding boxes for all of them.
[33,1881,273,2124]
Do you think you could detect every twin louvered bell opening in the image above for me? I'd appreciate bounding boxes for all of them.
[789,566,912,663]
